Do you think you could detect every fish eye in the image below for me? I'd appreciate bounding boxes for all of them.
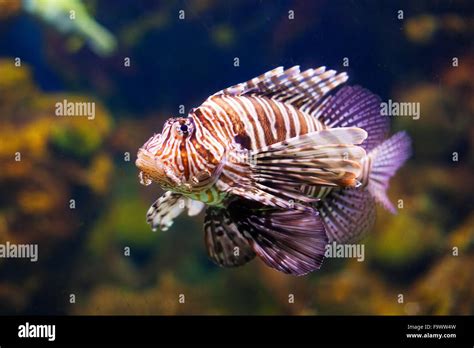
[175,119,193,136]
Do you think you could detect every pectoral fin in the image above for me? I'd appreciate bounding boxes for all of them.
[147,191,205,231]
[228,200,328,275]
[221,127,367,210]
[204,207,256,267]
[204,200,328,275]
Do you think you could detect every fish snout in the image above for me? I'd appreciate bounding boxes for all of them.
[136,149,165,186]
[136,149,183,188]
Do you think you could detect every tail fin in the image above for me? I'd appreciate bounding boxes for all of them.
[365,131,411,213]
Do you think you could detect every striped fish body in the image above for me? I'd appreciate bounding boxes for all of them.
[136,66,411,275]
[137,66,356,204]
[189,94,332,204]
[199,94,328,152]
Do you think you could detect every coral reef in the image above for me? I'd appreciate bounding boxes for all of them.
[0,59,114,313]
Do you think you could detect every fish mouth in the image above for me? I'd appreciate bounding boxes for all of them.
[135,149,165,186]
[136,149,219,192]
[135,149,183,188]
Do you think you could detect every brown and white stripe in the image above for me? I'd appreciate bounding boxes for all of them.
[139,66,358,205]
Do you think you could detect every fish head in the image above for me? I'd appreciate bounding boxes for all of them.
[136,116,223,194]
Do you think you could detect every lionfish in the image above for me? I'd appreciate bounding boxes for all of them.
[136,66,411,275]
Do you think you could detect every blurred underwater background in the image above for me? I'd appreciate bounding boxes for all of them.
[0,0,473,315]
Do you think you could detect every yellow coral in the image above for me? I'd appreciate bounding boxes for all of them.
[405,15,438,43]
[49,95,113,157]
[0,59,114,246]
[86,153,114,194]
[0,119,52,159]
[75,272,210,315]
[0,0,22,19]
[370,211,442,267]
[413,255,474,315]
[449,214,474,252]
[17,190,55,215]
[0,58,31,88]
